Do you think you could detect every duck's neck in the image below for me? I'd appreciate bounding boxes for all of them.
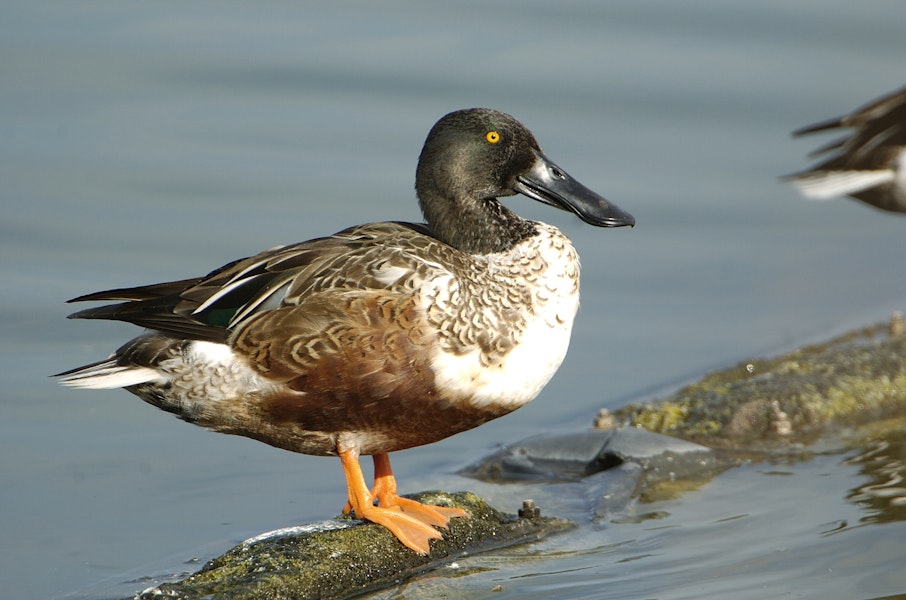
[419,191,537,255]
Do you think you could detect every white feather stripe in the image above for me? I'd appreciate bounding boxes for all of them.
[791,169,894,199]
[372,264,411,286]
[58,363,162,389]
[191,274,262,315]
[229,279,293,326]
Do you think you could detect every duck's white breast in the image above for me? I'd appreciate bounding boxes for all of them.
[425,224,580,410]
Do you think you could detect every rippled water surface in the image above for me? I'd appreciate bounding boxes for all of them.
[2,2,905,598]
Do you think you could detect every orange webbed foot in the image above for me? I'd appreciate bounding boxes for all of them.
[350,501,444,554]
[376,493,467,528]
[339,450,468,554]
[370,452,467,529]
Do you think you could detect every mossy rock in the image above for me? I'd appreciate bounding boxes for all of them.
[611,317,906,451]
[130,491,574,600]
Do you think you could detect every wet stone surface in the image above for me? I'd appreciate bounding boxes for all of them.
[460,426,738,510]
[128,491,574,600]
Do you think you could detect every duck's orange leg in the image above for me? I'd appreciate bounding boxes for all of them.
[370,453,467,527]
[341,454,468,527]
[338,448,444,554]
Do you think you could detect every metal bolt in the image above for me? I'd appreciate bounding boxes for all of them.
[518,499,541,519]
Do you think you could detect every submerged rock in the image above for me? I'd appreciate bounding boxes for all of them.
[129,491,574,600]
[459,427,737,513]
[459,427,727,484]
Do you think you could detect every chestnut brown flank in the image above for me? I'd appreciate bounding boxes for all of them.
[236,292,507,453]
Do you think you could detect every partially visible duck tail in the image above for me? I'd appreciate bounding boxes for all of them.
[55,333,174,390]
[55,359,161,390]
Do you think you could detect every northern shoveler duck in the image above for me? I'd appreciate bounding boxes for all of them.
[786,84,906,213]
[57,108,634,554]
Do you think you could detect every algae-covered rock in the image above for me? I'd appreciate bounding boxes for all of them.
[610,317,906,451]
[129,491,574,600]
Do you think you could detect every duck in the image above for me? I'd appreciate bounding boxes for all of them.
[57,108,635,554]
[786,84,906,213]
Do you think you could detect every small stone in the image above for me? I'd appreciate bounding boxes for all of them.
[518,499,541,519]
[594,408,616,429]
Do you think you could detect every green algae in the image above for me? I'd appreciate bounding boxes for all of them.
[130,491,574,600]
[611,318,906,451]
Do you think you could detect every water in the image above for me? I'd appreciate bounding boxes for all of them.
[1,1,904,598]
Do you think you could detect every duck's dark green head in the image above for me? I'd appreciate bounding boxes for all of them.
[416,108,634,254]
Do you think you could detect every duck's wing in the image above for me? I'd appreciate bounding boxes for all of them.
[66,221,451,344]
[785,86,906,205]
[793,85,906,137]
[792,85,906,168]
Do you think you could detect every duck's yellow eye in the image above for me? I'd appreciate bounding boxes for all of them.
[486,130,501,144]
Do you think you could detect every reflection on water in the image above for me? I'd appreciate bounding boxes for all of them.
[846,428,906,524]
